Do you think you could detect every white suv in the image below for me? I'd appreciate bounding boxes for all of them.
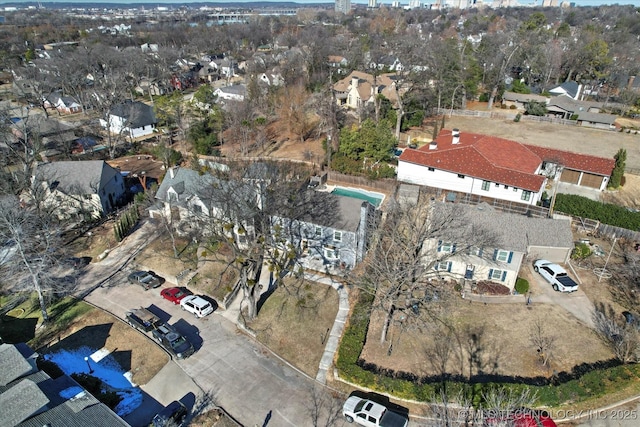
[180,295,214,318]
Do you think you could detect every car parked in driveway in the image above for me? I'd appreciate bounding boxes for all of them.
[180,295,214,318]
[152,400,188,427]
[125,307,162,333]
[533,260,579,293]
[127,270,162,290]
[151,323,195,359]
[161,287,192,305]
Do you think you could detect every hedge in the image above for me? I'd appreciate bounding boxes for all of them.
[336,292,640,407]
[555,194,640,231]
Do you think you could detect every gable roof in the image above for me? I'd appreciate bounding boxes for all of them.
[435,202,574,253]
[0,345,37,387]
[333,70,400,105]
[109,101,156,128]
[283,191,367,233]
[502,91,548,103]
[576,111,617,125]
[523,145,614,176]
[36,160,120,195]
[546,94,602,114]
[400,129,615,189]
[549,81,580,98]
[215,85,247,96]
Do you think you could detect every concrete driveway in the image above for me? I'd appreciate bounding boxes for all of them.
[85,267,348,427]
[527,263,596,328]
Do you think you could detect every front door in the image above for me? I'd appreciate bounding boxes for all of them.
[465,264,475,280]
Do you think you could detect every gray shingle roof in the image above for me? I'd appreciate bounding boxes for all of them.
[0,379,50,427]
[110,101,156,128]
[36,160,120,195]
[577,112,617,125]
[546,94,602,114]
[0,344,36,387]
[435,202,574,253]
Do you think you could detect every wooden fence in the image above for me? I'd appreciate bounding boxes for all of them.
[327,171,398,193]
[437,108,580,127]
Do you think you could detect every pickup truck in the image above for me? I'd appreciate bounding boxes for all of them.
[342,396,409,427]
[125,308,162,333]
[151,323,195,359]
[533,260,579,293]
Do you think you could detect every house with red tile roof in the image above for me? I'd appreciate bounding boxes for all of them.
[397,129,615,205]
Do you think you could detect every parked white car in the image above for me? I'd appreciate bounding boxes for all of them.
[533,259,579,293]
[342,396,408,427]
[180,295,214,318]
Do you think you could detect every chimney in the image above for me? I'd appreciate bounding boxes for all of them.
[429,141,437,150]
[169,166,178,179]
[628,76,636,91]
[351,77,359,88]
[452,128,460,145]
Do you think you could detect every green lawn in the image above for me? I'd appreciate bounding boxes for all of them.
[0,294,93,348]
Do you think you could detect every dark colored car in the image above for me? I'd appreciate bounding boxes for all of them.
[160,287,192,305]
[125,308,162,333]
[151,323,195,359]
[128,270,162,290]
[152,400,187,427]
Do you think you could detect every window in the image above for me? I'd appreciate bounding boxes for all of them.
[521,190,532,201]
[301,239,308,255]
[468,246,483,257]
[495,182,500,187]
[504,185,509,189]
[333,231,342,242]
[494,249,513,263]
[192,204,202,214]
[458,174,465,179]
[314,226,323,238]
[481,181,490,191]
[489,269,507,281]
[513,187,518,192]
[428,167,435,172]
[324,245,338,259]
[438,241,455,253]
[434,261,451,271]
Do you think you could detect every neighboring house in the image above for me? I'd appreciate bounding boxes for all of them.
[135,77,169,97]
[214,85,247,102]
[272,191,378,273]
[152,166,257,247]
[333,70,401,110]
[100,101,157,139]
[501,91,548,110]
[546,94,604,120]
[258,72,284,86]
[43,93,82,114]
[209,58,235,78]
[34,160,125,219]
[397,129,615,205]
[327,55,348,74]
[575,112,618,130]
[429,202,574,291]
[549,81,583,100]
[0,343,130,427]
[370,55,404,72]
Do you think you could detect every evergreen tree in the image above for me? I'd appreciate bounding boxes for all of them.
[609,148,626,188]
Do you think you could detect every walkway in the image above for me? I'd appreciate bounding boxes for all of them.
[217,263,350,385]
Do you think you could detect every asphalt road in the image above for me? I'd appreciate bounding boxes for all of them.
[83,265,348,427]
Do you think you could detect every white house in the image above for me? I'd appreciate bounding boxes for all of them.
[100,100,157,139]
[428,202,574,291]
[43,93,82,114]
[214,85,246,102]
[34,160,125,219]
[333,70,401,110]
[397,129,615,205]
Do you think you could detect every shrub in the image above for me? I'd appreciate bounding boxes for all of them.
[71,373,122,410]
[555,194,640,230]
[474,281,510,295]
[571,242,592,259]
[509,105,517,110]
[514,113,522,122]
[515,278,529,294]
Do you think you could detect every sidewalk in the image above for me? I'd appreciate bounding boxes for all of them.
[215,264,349,385]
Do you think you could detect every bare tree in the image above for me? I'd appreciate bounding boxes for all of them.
[306,385,344,427]
[593,303,639,363]
[350,195,499,344]
[529,317,556,367]
[0,196,73,323]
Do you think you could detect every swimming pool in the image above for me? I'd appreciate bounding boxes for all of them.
[331,186,385,207]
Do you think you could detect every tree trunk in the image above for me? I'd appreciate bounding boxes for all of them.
[380,305,394,344]
[487,85,499,110]
[34,276,49,323]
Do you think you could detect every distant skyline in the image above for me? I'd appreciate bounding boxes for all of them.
[0,0,637,6]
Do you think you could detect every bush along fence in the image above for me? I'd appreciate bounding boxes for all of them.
[114,204,140,242]
[335,292,640,407]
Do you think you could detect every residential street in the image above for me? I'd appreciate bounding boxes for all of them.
[75,219,347,427]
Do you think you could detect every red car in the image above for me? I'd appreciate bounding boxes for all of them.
[485,410,557,427]
[160,287,192,304]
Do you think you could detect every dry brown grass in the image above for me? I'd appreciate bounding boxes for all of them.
[45,309,169,385]
[247,277,339,378]
[134,235,197,282]
[66,220,119,261]
[361,299,613,380]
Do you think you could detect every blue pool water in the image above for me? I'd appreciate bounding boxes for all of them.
[331,186,384,207]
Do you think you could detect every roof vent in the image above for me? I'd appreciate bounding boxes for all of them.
[452,128,460,145]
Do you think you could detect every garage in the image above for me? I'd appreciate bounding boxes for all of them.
[560,169,580,184]
[579,172,605,189]
[528,246,572,264]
